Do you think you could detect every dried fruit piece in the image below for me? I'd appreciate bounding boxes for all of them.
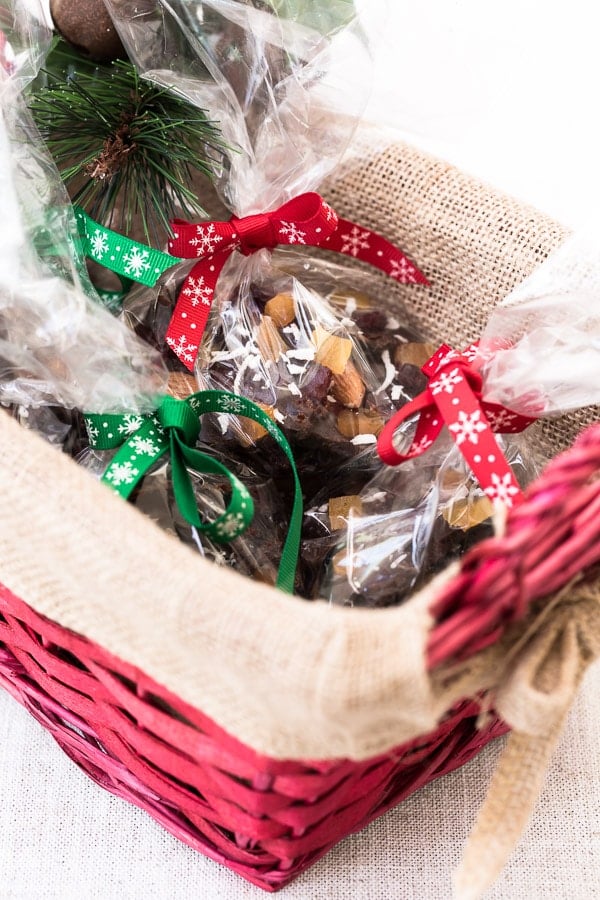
[329,495,363,530]
[394,342,437,368]
[442,496,494,531]
[313,329,353,375]
[238,403,275,445]
[264,292,296,327]
[331,361,366,408]
[336,408,384,438]
[167,372,198,399]
[257,315,286,363]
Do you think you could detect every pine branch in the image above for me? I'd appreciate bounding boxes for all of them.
[28,40,228,244]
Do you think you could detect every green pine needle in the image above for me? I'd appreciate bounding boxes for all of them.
[28,41,229,244]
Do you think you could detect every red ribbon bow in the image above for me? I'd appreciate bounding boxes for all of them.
[377,344,537,508]
[166,192,428,369]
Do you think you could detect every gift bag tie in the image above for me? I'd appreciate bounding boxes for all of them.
[76,193,428,370]
[85,390,303,593]
[378,344,536,509]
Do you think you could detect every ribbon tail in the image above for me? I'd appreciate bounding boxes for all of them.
[453,722,568,900]
[164,249,230,370]
[325,216,429,285]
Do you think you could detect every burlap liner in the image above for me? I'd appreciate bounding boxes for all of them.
[0,133,598,896]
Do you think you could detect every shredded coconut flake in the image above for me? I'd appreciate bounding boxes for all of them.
[350,434,377,445]
[286,347,315,361]
[288,383,302,396]
[217,414,230,435]
[274,409,285,423]
[374,349,396,395]
[386,316,401,330]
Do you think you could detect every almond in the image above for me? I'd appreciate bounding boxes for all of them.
[336,408,384,439]
[331,360,366,408]
[257,315,286,363]
[394,342,437,368]
[329,495,363,530]
[442,495,494,531]
[313,329,353,375]
[264,292,296,327]
[238,403,275,446]
[167,372,198,400]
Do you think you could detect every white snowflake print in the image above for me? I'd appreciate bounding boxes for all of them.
[218,395,244,414]
[430,367,462,396]
[448,409,487,446]
[279,221,307,244]
[389,257,417,282]
[130,434,161,457]
[434,348,460,369]
[123,246,151,279]
[182,275,212,307]
[264,419,279,439]
[189,223,223,256]
[215,511,246,539]
[486,409,518,432]
[340,225,370,257]
[86,421,99,442]
[166,334,198,365]
[484,472,520,507]
[90,228,109,260]
[409,435,434,454]
[117,414,144,436]
[321,201,337,224]
[105,461,139,487]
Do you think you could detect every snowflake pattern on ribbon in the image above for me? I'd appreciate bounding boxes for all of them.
[123,247,151,279]
[182,275,212,307]
[105,461,139,487]
[409,435,434,454]
[86,422,99,442]
[130,434,162,457]
[117,414,144,436]
[430,367,462,396]
[279,221,307,244]
[166,334,198,365]
[340,225,371,257]
[321,201,338,225]
[448,409,488,446]
[90,229,109,260]
[389,257,417,282]
[189,223,223,256]
[217,394,244,414]
[486,409,519,432]
[214,511,246,539]
[484,472,521,507]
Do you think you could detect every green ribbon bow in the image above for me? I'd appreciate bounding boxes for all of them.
[85,390,302,594]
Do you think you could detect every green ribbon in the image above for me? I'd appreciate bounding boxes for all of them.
[75,207,180,289]
[85,390,302,594]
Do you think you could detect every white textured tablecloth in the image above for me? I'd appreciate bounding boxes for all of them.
[3,1,600,897]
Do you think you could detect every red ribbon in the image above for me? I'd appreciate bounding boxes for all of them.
[377,344,537,509]
[166,192,428,369]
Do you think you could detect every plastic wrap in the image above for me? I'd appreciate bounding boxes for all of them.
[322,229,600,608]
[480,229,600,415]
[0,0,167,428]
[316,433,541,607]
[102,1,429,481]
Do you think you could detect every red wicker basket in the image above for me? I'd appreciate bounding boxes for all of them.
[0,139,598,894]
